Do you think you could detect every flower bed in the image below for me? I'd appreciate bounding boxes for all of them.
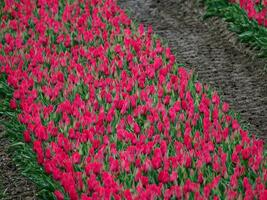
[0,0,266,199]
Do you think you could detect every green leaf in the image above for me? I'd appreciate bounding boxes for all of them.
[256,37,267,46]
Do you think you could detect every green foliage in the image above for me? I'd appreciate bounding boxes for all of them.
[203,0,267,58]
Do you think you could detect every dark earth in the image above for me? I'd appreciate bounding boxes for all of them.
[0,0,266,199]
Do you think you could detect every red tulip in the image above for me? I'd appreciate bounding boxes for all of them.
[23,130,31,143]
[54,190,64,200]
[158,170,169,183]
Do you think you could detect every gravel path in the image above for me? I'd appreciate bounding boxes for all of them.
[118,0,267,140]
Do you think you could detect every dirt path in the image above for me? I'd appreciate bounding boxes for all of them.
[118,0,267,140]
[0,127,37,200]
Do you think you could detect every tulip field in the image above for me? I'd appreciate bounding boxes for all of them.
[0,0,266,199]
